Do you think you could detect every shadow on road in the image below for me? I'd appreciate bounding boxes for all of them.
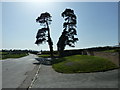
[33,62,41,65]
[33,58,52,66]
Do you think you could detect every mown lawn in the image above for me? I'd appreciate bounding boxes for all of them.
[52,55,118,73]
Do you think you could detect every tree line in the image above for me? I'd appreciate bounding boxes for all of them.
[35,8,79,58]
[36,46,120,56]
[1,49,38,54]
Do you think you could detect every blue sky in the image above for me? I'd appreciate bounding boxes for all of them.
[2,2,118,51]
[0,3,2,49]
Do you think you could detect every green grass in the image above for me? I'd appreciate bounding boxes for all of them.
[0,52,28,60]
[102,49,120,52]
[38,54,59,58]
[0,52,9,54]
[38,54,50,58]
[52,55,118,73]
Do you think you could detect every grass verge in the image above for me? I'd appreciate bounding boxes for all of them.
[1,52,28,60]
[38,54,59,58]
[52,55,118,73]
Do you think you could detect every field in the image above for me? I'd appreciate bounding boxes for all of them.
[0,51,28,60]
[52,55,118,73]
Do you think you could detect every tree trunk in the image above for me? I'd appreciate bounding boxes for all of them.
[58,48,64,57]
[57,34,66,57]
[57,18,70,57]
[46,22,54,58]
[48,34,53,58]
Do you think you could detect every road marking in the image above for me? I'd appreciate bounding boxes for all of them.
[28,64,41,89]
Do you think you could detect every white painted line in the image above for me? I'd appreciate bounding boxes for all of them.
[28,64,41,89]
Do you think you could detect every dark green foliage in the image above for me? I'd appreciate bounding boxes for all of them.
[57,8,78,57]
[35,12,53,58]
[35,28,48,45]
[36,12,52,25]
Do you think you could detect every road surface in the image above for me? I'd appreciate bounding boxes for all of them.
[2,54,40,88]
[2,55,119,88]
[31,64,119,88]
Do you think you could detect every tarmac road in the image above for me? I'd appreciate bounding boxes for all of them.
[31,63,119,88]
[2,54,40,88]
[2,55,119,88]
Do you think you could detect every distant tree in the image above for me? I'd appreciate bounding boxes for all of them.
[35,12,53,58]
[57,9,78,57]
